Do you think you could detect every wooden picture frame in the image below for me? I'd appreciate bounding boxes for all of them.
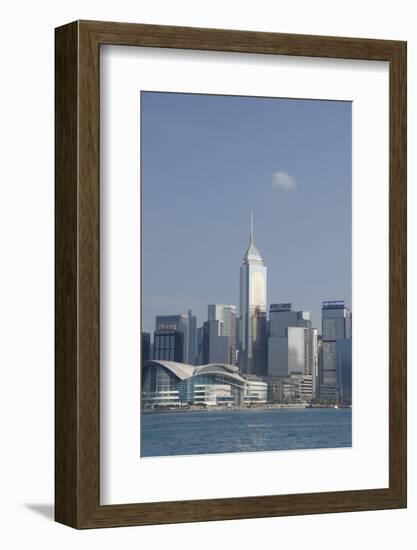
[55,20,406,528]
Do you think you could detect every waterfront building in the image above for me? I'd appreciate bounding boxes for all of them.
[141,331,151,362]
[312,328,319,398]
[264,374,313,404]
[336,337,352,404]
[187,309,198,365]
[141,360,190,407]
[202,319,229,364]
[208,304,237,366]
[320,301,351,399]
[238,214,268,376]
[141,360,267,408]
[282,374,313,403]
[318,384,339,402]
[268,303,317,396]
[264,375,285,403]
[155,314,189,363]
[317,334,323,390]
[243,376,268,404]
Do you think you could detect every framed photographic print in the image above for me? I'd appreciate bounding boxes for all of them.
[55,20,406,528]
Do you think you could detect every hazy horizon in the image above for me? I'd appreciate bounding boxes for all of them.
[141,91,352,335]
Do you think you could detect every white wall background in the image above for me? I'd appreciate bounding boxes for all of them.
[0,0,415,547]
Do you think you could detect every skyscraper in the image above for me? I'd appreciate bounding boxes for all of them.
[336,337,352,405]
[268,325,306,376]
[238,214,267,376]
[155,314,189,363]
[321,300,351,399]
[268,303,316,379]
[187,309,197,365]
[196,326,204,365]
[202,319,229,364]
[312,328,319,398]
[141,332,151,362]
[153,330,184,361]
[208,304,237,366]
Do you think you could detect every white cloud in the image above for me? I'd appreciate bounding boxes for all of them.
[272,171,296,190]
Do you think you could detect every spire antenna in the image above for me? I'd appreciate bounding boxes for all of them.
[250,211,254,243]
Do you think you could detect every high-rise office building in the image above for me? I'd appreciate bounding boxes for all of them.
[268,325,306,376]
[267,303,318,400]
[208,304,237,366]
[196,326,204,365]
[202,319,229,364]
[155,314,189,363]
[141,332,151,362]
[187,309,197,365]
[336,337,352,404]
[269,303,309,338]
[238,215,267,376]
[321,300,351,399]
[235,316,240,365]
[153,330,184,362]
[312,328,319,398]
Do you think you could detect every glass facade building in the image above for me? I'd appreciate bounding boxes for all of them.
[202,319,229,364]
[153,330,184,362]
[336,337,352,404]
[141,360,267,408]
[281,374,313,403]
[141,331,151,362]
[267,304,317,398]
[320,301,352,399]
[187,309,197,365]
[264,374,313,404]
[312,328,319,397]
[155,314,189,363]
[287,326,306,374]
[269,303,310,338]
[208,304,237,366]
[239,217,267,376]
[141,361,186,407]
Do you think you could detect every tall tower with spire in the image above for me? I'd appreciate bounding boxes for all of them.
[238,213,268,375]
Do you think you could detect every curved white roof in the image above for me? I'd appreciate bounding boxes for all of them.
[143,360,246,385]
[143,360,195,381]
[194,364,245,384]
[195,363,238,375]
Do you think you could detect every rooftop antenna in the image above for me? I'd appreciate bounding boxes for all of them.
[250,210,254,243]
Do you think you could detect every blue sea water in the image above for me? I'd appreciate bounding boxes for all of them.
[140,407,352,457]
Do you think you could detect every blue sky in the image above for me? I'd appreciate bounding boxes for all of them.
[141,91,352,333]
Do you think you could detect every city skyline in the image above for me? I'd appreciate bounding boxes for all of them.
[142,220,350,346]
[141,91,352,334]
[141,215,351,336]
